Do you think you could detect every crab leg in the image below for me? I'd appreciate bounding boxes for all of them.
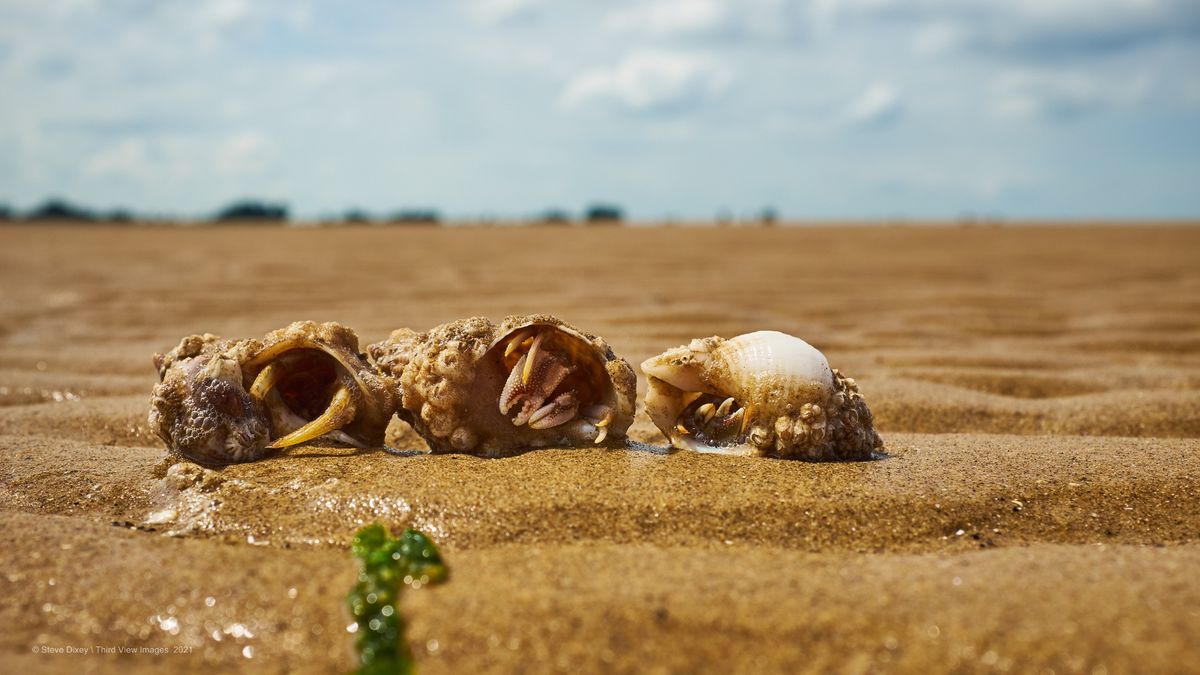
[594,411,613,443]
[267,384,357,449]
[528,391,580,430]
[578,404,614,443]
[248,361,282,401]
[522,331,545,384]
[249,361,306,437]
[249,362,361,447]
[500,348,573,425]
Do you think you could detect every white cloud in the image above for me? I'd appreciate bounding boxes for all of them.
[603,0,800,40]
[846,82,903,126]
[605,0,728,37]
[284,4,314,31]
[560,50,733,112]
[189,0,260,51]
[991,70,1149,121]
[84,138,154,180]
[213,131,269,175]
[466,0,546,25]
[82,136,198,184]
[912,20,968,55]
[197,0,252,28]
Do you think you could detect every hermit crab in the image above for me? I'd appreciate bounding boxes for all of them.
[641,331,882,460]
[368,315,637,455]
[148,321,396,465]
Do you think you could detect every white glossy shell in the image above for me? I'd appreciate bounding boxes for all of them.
[641,331,881,460]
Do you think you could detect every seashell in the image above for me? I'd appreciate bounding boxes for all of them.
[368,315,637,456]
[640,330,882,460]
[148,321,396,465]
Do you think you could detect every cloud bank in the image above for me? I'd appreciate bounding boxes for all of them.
[0,0,1196,219]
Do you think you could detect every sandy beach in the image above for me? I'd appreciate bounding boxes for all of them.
[1,224,1198,673]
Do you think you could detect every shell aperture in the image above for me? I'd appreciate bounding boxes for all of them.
[496,324,616,437]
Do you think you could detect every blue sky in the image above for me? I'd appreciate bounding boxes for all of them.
[1,0,1198,220]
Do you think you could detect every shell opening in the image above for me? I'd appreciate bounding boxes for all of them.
[493,325,614,441]
[247,349,362,449]
[674,393,750,448]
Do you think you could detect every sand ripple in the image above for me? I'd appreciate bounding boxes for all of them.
[2,225,1199,673]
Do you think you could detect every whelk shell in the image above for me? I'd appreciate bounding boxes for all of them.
[641,330,882,460]
[148,321,396,465]
[368,315,637,456]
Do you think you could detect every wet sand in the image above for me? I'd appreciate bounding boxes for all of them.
[1,224,1198,673]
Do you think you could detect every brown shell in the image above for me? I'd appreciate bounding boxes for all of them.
[148,321,396,465]
[368,314,637,456]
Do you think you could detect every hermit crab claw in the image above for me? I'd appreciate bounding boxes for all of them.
[148,321,397,465]
[641,331,883,461]
[368,315,637,456]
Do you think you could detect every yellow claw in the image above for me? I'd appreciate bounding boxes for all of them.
[675,423,690,435]
[593,411,613,444]
[740,404,753,435]
[267,385,357,449]
[249,362,282,401]
[504,329,533,358]
[716,397,735,417]
[522,331,544,385]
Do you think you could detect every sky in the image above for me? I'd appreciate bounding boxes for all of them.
[1,0,1198,221]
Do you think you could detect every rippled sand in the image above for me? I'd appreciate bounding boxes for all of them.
[1,224,1198,673]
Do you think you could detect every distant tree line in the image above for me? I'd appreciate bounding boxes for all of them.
[0,198,783,226]
[215,200,288,222]
[0,198,135,223]
[0,197,292,224]
[0,197,293,224]
[332,208,441,225]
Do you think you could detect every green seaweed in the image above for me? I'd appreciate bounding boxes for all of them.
[347,524,448,675]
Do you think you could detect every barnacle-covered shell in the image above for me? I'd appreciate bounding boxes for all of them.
[149,334,268,465]
[368,314,637,456]
[149,321,396,465]
[641,330,882,460]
